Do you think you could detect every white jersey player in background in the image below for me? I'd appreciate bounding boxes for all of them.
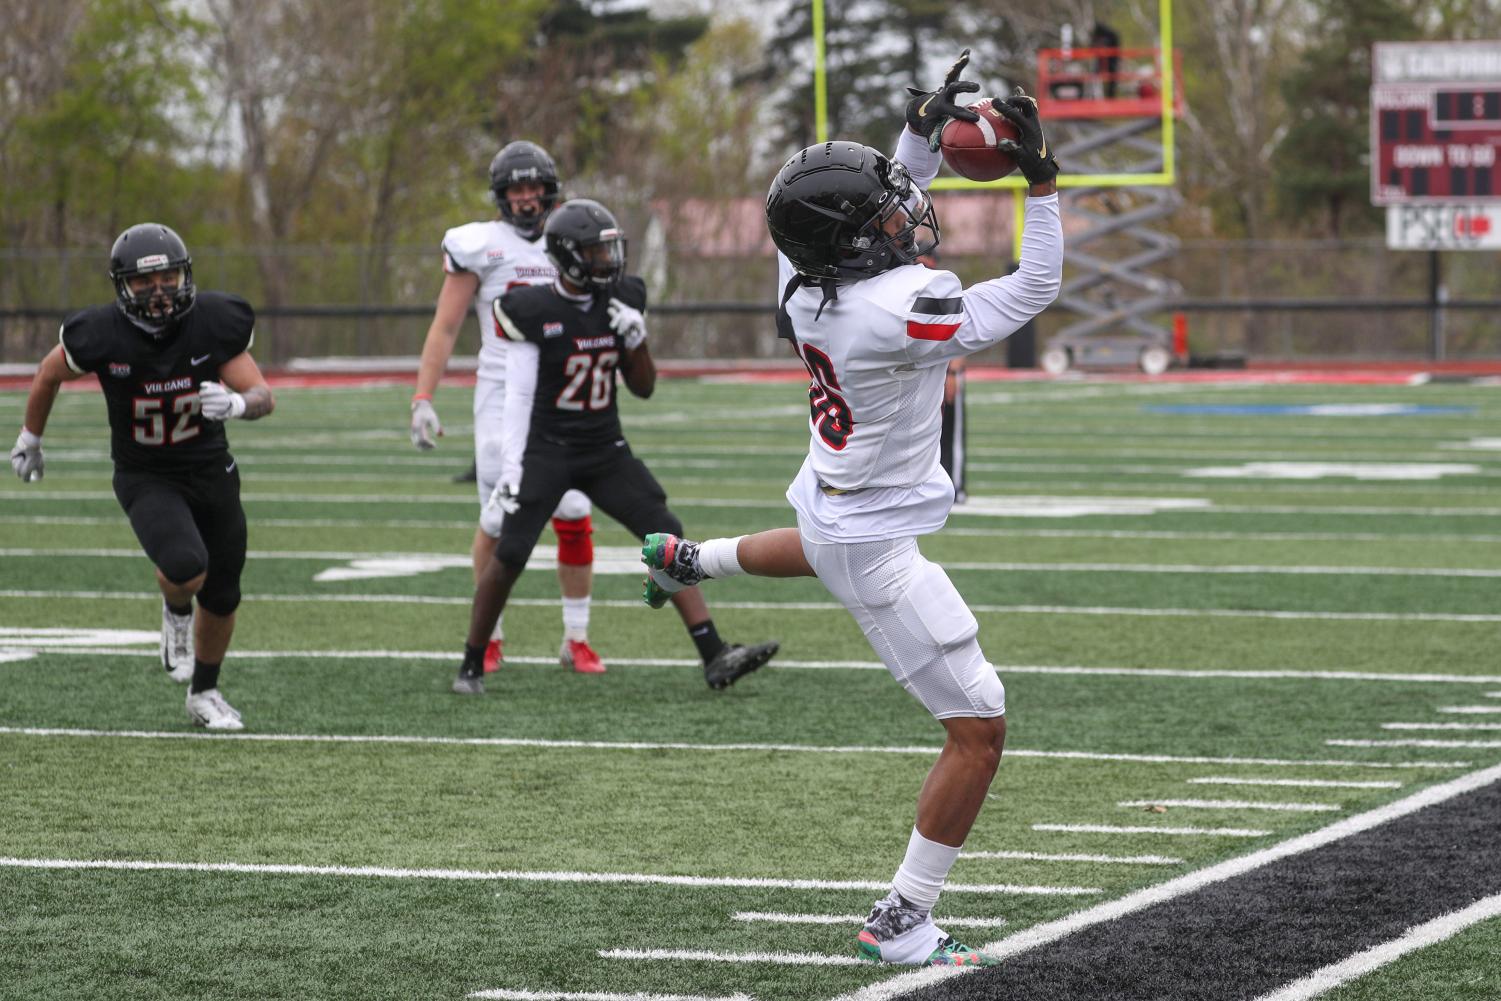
[640,53,1062,967]
[411,141,603,675]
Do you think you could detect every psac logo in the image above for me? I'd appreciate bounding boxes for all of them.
[108,362,131,378]
[486,248,507,260]
[542,322,565,338]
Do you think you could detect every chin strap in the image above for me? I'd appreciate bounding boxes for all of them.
[776,275,841,342]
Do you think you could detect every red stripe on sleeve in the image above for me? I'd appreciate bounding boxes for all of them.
[906,320,961,341]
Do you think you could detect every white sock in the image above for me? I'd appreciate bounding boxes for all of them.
[489,615,504,643]
[562,596,590,641]
[890,827,961,912]
[697,536,746,579]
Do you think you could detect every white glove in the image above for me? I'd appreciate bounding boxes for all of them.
[487,481,520,516]
[607,297,647,351]
[10,428,43,482]
[410,397,442,450]
[199,381,246,421]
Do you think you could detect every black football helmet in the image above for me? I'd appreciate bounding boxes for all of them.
[765,141,940,281]
[489,140,560,238]
[108,223,197,337]
[544,199,627,290]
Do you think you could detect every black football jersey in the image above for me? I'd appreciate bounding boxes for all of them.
[494,277,647,448]
[60,292,256,472]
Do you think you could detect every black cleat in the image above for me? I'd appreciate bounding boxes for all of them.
[452,666,485,695]
[704,640,778,690]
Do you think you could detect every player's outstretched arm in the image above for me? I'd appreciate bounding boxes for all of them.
[11,346,81,482]
[410,270,479,448]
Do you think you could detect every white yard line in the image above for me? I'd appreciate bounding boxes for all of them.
[730,912,1006,928]
[1330,738,1501,749]
[0,726,1469,771]
[1031,824,1271,837]
[0,856,1090,895]
[7,643,1501,688]
[4,587,1501,624]
[958,850,1182,865]
[1117,799,1340,812]
[1246,892,1501,1001]
[14,488,1501,516]
[1380,722,1501,731]
[598,948,866,967]
[832,761,1501,1001]
[1437,705,1501,713]
[13,513,1501,546]
[1186,777,1401,790]
[11,547,1501,578]
[471,992,751,1001]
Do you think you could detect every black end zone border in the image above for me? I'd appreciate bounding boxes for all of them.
[898,765,1501,1001]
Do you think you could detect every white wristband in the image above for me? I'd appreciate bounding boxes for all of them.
[18,428,41,448]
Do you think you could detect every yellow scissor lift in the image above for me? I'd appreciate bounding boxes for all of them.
[1034,46,1185,374]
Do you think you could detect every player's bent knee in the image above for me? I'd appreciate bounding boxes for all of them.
[552,515,593,566]
[494,539,533,574]
[553,490,591,522]
[156,547,208,587]
[196,583,241,617]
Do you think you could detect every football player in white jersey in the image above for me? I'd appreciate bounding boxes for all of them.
[410,141,603,675]
[639,53,1063,967]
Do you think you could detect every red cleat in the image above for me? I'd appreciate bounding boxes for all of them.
[561,638,606,674]
[483,639,503,674]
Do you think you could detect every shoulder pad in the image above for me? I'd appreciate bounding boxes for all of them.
[196,292,257,356]
[612,275,648,312]
[492,285,554,343]
[59,306,118,374]
[441,221,492,274]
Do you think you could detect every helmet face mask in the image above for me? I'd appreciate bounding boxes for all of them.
[766,142,941,282]
[109,224,196,337]
[544,199,627,291]
[489,141,560,238]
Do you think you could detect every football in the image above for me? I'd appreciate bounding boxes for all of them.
[938,98,1020,182]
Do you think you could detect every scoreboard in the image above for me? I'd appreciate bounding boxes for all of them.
[1370,41,1501,205]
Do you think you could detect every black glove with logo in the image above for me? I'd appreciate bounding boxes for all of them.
[906,49,981,147]
[995,87,1060,185]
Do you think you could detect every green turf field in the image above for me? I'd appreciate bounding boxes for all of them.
[3,374,1499,1001]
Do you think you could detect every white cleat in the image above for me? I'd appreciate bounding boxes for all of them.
[161,601,195,683]
[186,688,244,731]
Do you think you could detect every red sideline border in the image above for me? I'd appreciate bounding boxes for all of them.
[4,359,1501,393]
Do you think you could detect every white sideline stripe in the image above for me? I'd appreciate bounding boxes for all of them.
[0,726,1469,771]
[1382,722,1501,731]
[0,857,1091,895]
[12,547,1501,579]
[1486,691,1501,698]
[1032,824,1270,837]
[5,587,1501,624]
[958,850,1182,865]
[1187,777,1401,790]
[835,761,1501,1001]
[471,992,750,1001]
[730,911,1007,928]
[1247,893,1501,1001]
[1437,705,1501,713]
[1330,738,1501,748]
[16,513,1501,546]
[599,948,865,967]
[16,644,1501,688]
[1118,798,1340,813]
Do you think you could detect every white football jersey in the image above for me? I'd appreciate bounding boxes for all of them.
[779,193,1063,542]
[441,220,557,382]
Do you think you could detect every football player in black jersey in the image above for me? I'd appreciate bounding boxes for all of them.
[450,199,778,695]
[9,223,275,730]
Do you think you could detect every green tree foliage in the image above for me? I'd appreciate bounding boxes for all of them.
[1271,0,1421,235]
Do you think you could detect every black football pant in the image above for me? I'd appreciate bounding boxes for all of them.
[113,455,248,615]
[494,438,682,571]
